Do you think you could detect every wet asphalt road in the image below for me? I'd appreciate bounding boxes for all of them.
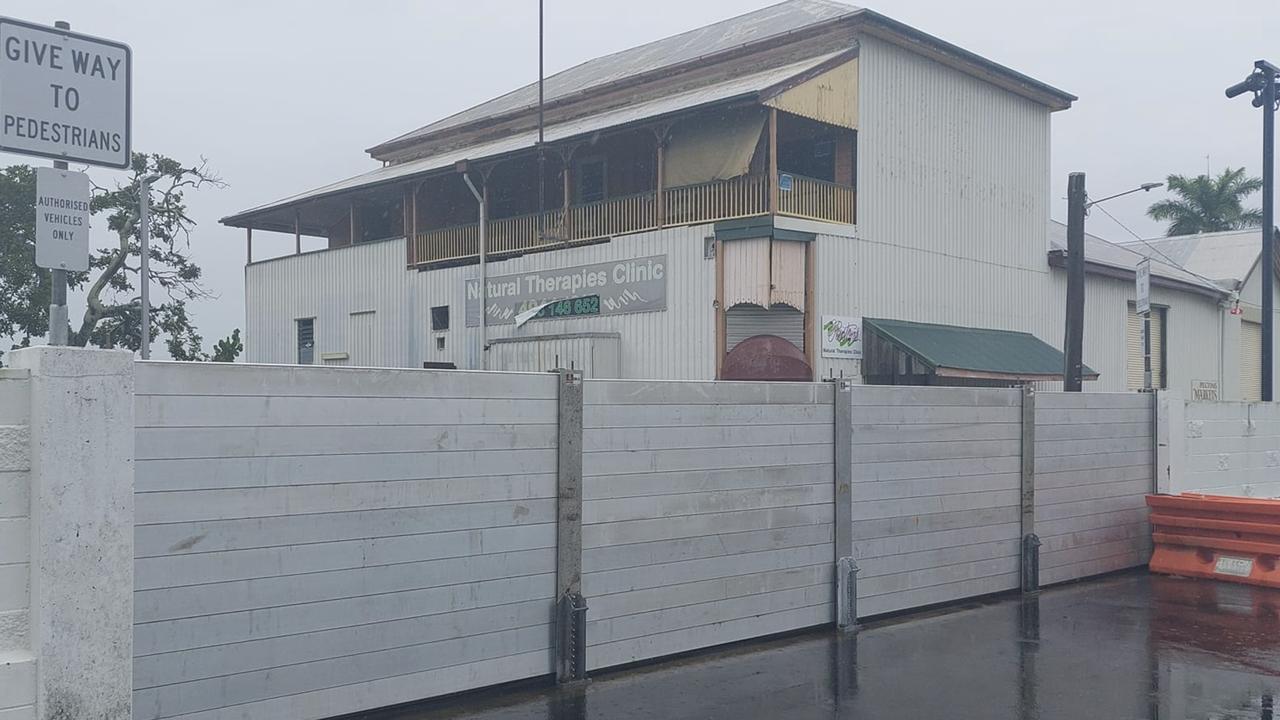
[367,572,1280,720]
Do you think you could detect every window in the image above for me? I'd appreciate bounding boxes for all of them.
[431,305,450,332]
[576,157,607,204]
[297,318,315,365]
[1241,321,1262,401]
[1126,304,1166,390]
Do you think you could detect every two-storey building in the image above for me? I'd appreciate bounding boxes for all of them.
[224,0,1240,391]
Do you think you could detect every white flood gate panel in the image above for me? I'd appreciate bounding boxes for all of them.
[131,362,559,720]
[1034,392,1153,585]
[580,380,836,670]
[1181,399,1280,498]
[848,386,1024,617]
[490,332,621,378]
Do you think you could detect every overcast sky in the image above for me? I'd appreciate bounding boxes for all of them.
[4,0,1278,356]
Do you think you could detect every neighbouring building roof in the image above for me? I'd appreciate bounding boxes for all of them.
[1116,229,1262,289]
[863,317,1097,381]
[1047,220,1226,300]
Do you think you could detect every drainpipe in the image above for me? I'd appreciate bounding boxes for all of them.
[462,172,488,369]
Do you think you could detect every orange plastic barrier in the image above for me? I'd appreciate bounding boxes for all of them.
[1146,493,1280,589]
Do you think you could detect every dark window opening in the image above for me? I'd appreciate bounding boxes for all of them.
[431,305,450,332]
[576,157,607,204]
[297,318,315,365]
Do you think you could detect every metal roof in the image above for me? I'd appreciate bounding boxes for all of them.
[1047,220,1226,297]
[371,0,860,153]
[368,0,1075,157]
[1116,229,1262,288]
[222,52,842,229]
[864,317,1096,380]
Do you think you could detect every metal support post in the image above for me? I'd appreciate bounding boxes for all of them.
[47,20,72,346]
[1063,172,1086,392]
[832,378,856,630]
[554,368,587,683]
[1142,312,1152,391]
[1262,71,1276,402]
[139,176,154,359]
[1020,384,1039,593]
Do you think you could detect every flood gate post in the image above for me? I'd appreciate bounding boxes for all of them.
[833,379,857,629]
[1020,384,1040,593]
[554,369,588,683]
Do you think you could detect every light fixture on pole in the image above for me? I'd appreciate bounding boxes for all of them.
[1226,60,1279,402]
[1063,179,1163,392]
[138,173,160,360]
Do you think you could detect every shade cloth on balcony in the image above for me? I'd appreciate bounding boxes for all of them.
[662,107,767,188]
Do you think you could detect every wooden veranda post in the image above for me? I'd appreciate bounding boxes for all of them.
[768,108,779,213]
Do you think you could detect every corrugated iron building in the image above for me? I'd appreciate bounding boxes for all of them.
[227,0,1247,395]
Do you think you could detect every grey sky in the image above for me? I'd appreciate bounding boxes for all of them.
[4,0,1278,356]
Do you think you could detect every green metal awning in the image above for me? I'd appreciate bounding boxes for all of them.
[863,317,1098,382]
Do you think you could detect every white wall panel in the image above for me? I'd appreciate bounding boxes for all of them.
[1178,400,1280,498]
[1034,392,1153,585]
[580,379,835,670]
[848,385,1023,617]
[132,362,559,720]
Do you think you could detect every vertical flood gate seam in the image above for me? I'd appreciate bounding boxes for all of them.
[1020,384,1039,593]
[554,368,587,683]
[833,379,857,630]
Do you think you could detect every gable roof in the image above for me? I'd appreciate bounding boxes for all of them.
[1047,220,1226,299]
[1117,229,1263,288]
[367,0,1075,158]
[372,0,859,154]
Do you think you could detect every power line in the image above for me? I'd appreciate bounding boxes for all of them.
[1089,203,1228,289]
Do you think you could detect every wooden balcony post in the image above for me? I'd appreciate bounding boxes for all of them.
[768,108,779,214]
[654,126,668,226]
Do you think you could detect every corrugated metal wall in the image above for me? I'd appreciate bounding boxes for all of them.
[413,224,717,379]
[245,238,412,367]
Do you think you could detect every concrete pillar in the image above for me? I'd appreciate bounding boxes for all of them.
[9,347,134,720]
[1155,391,1185,495]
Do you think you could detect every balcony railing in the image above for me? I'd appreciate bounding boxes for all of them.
[778,174,856,225]
[413,173,851,265]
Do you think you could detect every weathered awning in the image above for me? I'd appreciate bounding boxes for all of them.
[863,317,1098,383]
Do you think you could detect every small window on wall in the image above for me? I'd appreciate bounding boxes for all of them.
[1126,304,1166,390]
[576,157,607,204]
[431,305,450,332]
[297,318,315,365]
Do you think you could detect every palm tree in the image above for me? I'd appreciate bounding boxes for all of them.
[1146,167,1263,236]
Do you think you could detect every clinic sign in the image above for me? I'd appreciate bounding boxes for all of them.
[466,255,667,327]
[0,17,131,168]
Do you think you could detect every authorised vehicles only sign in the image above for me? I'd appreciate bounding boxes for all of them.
[0,17,131,168]
[35,166,90,271]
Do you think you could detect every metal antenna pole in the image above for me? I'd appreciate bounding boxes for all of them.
[47,20,71,346]
[537,0,546,241]
[1063,172,1086,392]
[1262,68,1276,401]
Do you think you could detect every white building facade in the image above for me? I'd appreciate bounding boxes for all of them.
[233,1,1245,395]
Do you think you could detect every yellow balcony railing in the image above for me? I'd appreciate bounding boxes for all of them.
[413,173,854,265]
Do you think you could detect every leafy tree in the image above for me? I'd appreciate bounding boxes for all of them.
[1146,167,1263,236]
[210,329,243,363]
[0,153,224,360]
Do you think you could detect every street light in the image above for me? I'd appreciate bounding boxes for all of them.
[1062,177,1163,392]
[138,173,161,360]
[1226,60,1279,401]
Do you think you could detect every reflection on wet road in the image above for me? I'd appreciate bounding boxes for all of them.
[361,572,1280,720]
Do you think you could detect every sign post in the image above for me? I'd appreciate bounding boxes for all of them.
[1136,258,1153,390]
[1,17,132,344]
